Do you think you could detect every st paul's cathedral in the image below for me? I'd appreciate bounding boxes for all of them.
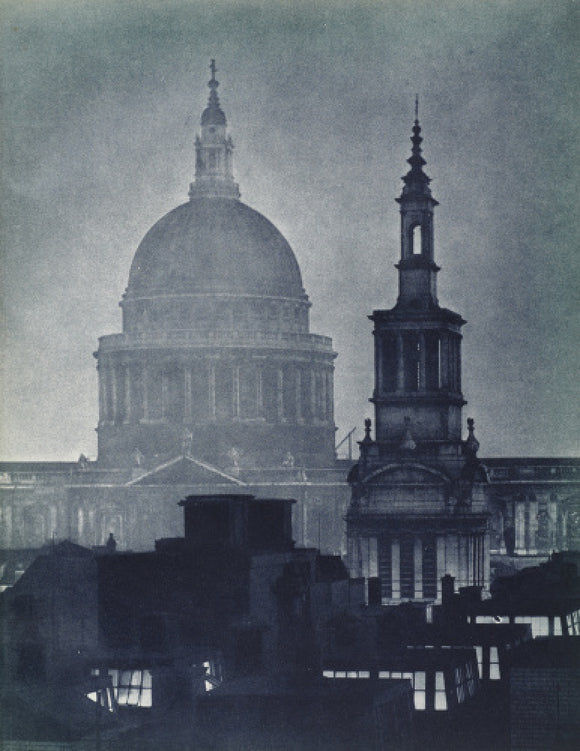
[1,64,579,601]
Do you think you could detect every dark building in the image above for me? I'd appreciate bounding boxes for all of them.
[1,493,396,749]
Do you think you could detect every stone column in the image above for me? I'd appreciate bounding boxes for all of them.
[124,365,132,423]
[110,366,118,422]
[277,369,284,420]
[436,536,446,600]
[446,533,459,583]
[414,537,423,598]
[208,363,216,420]
[391,538,401,600]
[440,334,449,390]
[369,537,378,578]
[418,332,426,391]
[295,370,303,422]
[233,366,240,418]
[320,369,327,420]
[98,367,106,421]
[326,370,334,423]
[256,368,263,418]
[396,334,405,392]
[161,372,169,420]
[142,365,149,420]
[184,367,192,422]
[458,535,468,589]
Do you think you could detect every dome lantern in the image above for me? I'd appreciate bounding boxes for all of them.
[189,59,240,200]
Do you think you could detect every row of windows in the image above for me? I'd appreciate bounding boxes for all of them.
[322,665,478,712]
[475,614,568,638]
[88,661,224,711]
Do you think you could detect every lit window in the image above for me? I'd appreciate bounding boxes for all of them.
[489,647,500,680]
[414,671,426,711]
[322,670,334,678]
[435,671,447,711]
[86,687,115,713]
[203,660,222,692]
[379,671,390,679]
[514,615,549,638]
[108,669,152,708]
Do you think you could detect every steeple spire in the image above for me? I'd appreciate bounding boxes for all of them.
[189,60,240,200]
[400,99,434,200]
[394,103,440,308]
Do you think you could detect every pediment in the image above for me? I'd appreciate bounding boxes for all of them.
[362,462,450,487]
[126,454,246,487]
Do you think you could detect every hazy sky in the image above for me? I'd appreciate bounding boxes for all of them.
[1,0,578,460]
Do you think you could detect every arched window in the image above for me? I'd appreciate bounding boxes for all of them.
[412,224,422,255]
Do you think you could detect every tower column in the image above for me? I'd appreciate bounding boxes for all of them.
[296,370,303,422]
[208,362,216,420]
[184,367,192,422]
[391,538,401,599]
[110,366,118,422]
[233,366,240,418]
[418,332,426,391]
[396,334,405,391]
[276,369,284,420]
[124,365,132,423]
[256,367,263,418]
[414,537,423,598]
[142,365,150,420]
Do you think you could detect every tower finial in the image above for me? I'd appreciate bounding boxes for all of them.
[210,58,217,82]
[415,94,419,122]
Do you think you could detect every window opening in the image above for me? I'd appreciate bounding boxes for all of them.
[107,669,152,708]
[489,647,501,680]
[435,671,447,711]
[412,224,422,255]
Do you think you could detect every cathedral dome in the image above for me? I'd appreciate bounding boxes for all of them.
[126,197,306,299]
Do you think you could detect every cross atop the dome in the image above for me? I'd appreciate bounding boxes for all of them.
[210,59,217,84]
[415,94,419,122]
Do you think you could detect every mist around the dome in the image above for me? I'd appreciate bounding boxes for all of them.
[1,0,578,460]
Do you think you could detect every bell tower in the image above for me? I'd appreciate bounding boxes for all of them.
[371,103,465,451]
[347,105,489,603]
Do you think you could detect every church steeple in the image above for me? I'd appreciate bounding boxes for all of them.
[189,60,240,200]
[370,105,466,448]
[395,101,440,309]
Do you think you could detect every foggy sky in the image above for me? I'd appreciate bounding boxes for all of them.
[1,0,578,461]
